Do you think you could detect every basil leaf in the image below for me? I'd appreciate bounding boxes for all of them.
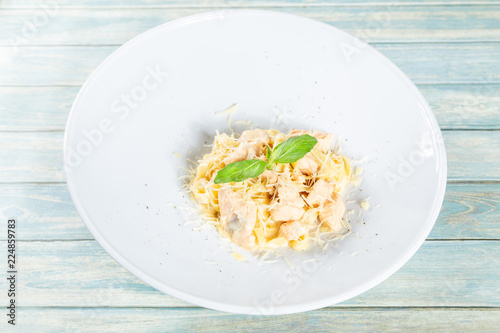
[265,144,271,160]
[268,134,318,164]
[214,159,267,184]
[265,145,272,169]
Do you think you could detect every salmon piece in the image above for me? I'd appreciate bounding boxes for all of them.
[218,186,257,249]
[276,185,303,207]
[289,129,333,153]
[280,220,309,241]
[291,166,307,185]
[307,179,334,207]
[223,142,264,164]
[313,131,334,153]
[223,130,270,164]
[288,129,308,137]
[319,192,346,233]
[296,156,319,176]
[239,129,271,145]
[259,169,278,185]
[270,186,305,222]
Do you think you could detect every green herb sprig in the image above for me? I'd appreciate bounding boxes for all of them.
[214,134,317,184]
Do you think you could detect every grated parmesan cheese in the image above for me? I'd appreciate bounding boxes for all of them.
[284,257,295,270]
[360,199,371,210]
[215,104,238,115]
[353,167,363,176]
[231,252,246,261]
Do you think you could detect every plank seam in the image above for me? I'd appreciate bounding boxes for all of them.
[1,83,500,88]
[3,40,500,47]
[0,130,66,133]
[0,180,500,186]
[3,2,500,10]
[3,41,500,48]
[13,306,500,310]
[0,239,498,242]
[3,81,500,87]
[1,128,496,132]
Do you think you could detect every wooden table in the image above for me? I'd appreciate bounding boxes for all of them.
[1,1,499,331]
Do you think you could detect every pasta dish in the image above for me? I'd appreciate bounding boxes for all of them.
[189,129,351,251]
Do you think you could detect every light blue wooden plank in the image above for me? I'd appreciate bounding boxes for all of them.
[0,184,92,240]
[0,46,114,86]
[0,183,498,241]
[0,86,78,131]
[14,308,500,332]
[2,6,500,46]
[4,0,500,7]
[2,84,499,131]
[0,131,497,182]
[0,133,65,183]
[431,183,500,239]
[0,240,497,307]
[376,43,500,84]
[445,131,500,181]
[1,44,499,86]
[420,84,500,130]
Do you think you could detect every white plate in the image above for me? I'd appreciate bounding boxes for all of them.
[64,10,447,315]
